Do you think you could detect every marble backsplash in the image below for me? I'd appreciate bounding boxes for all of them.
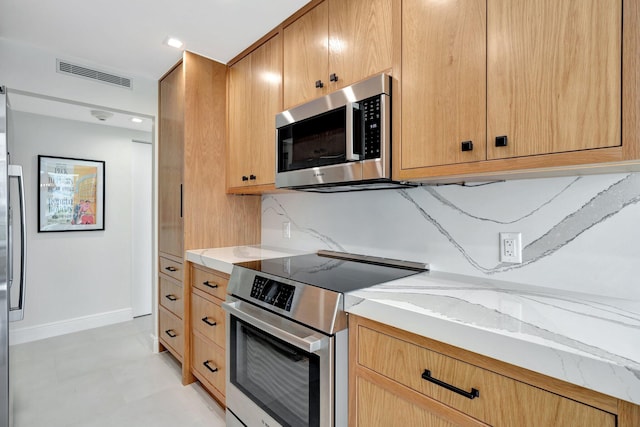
[261,172,640,299]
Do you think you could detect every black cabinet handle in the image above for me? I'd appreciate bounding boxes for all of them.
[495,135,508,147]
[202,281,218,289]
[165,294,177,301]
[249,174,256,180]
[201,317,217,327]
[165,266,177,272]
[242,175,249,181]
[329,73,338,82]
[165,329,177,338]
[315,80,324,89]
[180,184,183,219]
[203,361,219,373]
[422,370,479,400]
[461,141,474,152]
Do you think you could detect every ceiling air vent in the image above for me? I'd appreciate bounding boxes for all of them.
[56,59,132,89]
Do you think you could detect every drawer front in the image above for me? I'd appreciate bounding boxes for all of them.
[191,265,228,301]
[159,276,183,318]
[159,256,183,282]
[191,292,225,348]
[357,326,615,426]
[159,306,184,358]
[192,332,225,395]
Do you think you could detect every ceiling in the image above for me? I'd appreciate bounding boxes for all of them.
[0,0,310,131]
[0,0,310,80]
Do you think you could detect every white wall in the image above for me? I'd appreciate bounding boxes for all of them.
[262,173,640,300]
[0,38,157,116]
[8,111,152,343]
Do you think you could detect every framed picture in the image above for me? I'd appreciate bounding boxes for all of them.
[38,155,105,232]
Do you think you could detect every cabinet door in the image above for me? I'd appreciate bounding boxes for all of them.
[328,0,393,91]
[283,1,328,109]
[228,35,281,189]
[249,34,281,186]
[356,377,487,427]
[228,54,252,189]
[401,0,486,169]
[487,0,622,159]
[158,64,184,258]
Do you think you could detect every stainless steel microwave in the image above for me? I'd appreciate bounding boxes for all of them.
[275,74,415,192]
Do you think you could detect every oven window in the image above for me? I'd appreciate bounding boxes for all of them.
[278,107,347,173]
[230,316,320,427]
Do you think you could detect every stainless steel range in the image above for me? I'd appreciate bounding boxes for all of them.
[222,250,428,427]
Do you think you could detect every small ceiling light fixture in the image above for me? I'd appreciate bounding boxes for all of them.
[165,37,183,49]
[131,117,143,124]
[90,110,114,121]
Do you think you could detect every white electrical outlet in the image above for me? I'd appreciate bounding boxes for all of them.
[499,232,522,263]
[282,221,291,239]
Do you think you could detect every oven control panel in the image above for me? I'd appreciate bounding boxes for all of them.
[250,275,295,312]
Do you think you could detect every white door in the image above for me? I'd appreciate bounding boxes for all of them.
[131,141,152,317]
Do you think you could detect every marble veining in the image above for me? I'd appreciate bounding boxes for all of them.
[345,271,640,403]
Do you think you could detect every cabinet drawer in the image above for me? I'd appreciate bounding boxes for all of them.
[159,256,183,282]
[191,292,225,348]
[192,332,225,395]
[159,276,183,318]
[191,265,228,301]
[357,326,615,426]
[159,306,184,358]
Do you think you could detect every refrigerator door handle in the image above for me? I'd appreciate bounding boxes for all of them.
[8,164,26,322]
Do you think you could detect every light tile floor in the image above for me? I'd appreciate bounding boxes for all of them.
[11,315,226,427]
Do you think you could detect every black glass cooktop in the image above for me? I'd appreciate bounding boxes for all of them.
[234,252,426,294]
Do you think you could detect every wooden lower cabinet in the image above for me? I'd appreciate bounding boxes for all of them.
[186,263,230,406]
[349,315,638,427]
[158,305,184,362]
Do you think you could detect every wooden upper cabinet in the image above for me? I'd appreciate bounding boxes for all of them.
[401,0,486,169]
[228,34,282,191]
[158,63,184,258]
[283,1,329,109]
[487,0,622,159]
[283,0,393,109]
[397,0,626,179]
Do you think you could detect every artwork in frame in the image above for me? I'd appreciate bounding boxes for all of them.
[38,155,105,232]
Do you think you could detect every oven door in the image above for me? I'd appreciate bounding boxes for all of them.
[223,298,334,427]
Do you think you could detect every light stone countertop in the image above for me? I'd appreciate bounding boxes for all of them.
[345,270,640,405]
[185,245,306,274]
[186,246,640,405]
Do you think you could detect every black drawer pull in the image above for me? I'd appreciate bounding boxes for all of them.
[242,175,249,181]
[165,294,177,301]
[165,266,177,272]
[165,329,177,338]
[203,361,219,373]
[249,174,256,180]
[315,80,324,89]
[495,135,508,147]
[461,141,474,152]
[329,73,339,82]
[201,317,217,327]
[202,281,218,289]
[422,369,479,400]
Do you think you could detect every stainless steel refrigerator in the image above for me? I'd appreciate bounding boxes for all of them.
[0,85,27,427]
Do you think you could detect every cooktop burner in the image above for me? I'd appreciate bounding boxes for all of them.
[233,250,428,294]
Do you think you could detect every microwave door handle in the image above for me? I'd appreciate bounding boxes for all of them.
[346,102,361,161]
[8,164,26,322]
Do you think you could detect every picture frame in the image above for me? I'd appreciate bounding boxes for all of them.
[38,155,105,232]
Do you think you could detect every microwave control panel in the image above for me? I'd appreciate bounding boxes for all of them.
[361,95,382,159]
[250,275,295,312]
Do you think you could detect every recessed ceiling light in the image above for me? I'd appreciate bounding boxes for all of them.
[165,37,183,49]
[131,117,143,124]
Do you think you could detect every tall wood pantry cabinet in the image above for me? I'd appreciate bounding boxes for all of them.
[157,51,260,405]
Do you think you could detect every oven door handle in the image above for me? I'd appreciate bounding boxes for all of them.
[222,300,327,353]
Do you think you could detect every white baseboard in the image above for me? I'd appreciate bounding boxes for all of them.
[9,308,133,345]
